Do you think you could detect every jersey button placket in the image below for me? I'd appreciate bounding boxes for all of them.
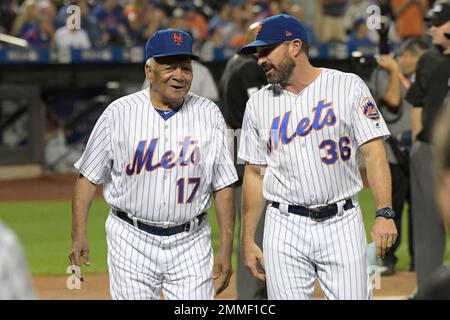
[162,129,169,210]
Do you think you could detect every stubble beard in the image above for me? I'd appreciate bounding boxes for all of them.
[266,56,296,86]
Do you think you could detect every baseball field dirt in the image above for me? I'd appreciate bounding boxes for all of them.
[1,173,417,300]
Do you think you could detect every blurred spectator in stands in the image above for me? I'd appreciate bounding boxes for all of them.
[91,0,131,46]
[207,3,234,43]
[288,3,319,45]
[54,24,91,49]
[344,0,371,32]
[11,0,55,48]
[391,0,428,39]
[293,0,318,30]
[55,0,101,47]
[228,3,255,49]
[183,2,209,42]
[0,0,19,34]
[348,17,377,51]
[318,0,349,42]
[123,0,167,44]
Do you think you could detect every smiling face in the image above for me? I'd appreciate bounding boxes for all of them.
[145,56,193,108]
[257,42,296,86]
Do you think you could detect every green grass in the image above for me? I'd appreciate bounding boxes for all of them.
[1,189,449,276]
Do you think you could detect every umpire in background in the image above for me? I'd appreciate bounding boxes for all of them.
[370,38,429,276]
[416,102,450,299]
[218,22,268,300]
[406,0,450,291]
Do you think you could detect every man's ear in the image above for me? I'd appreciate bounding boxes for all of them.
[144,64,153,82]
[290,39,303,57]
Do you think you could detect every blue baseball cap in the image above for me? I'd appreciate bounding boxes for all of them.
[239,14,308,54]
[145,29,199,60]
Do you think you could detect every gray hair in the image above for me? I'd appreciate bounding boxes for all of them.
[145,58,156,70]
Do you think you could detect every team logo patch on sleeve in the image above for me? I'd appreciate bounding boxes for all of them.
[360,97,380,121]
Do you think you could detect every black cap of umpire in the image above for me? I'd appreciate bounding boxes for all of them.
[427,1,450,26]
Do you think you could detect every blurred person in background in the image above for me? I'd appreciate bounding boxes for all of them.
[11,0,55,48]
[218,22,268,300]
[391,0,428,39]
[0,220,35,300]
[318,0,349,42]
[90,0,131,46]
[416,102,450,299]
[55,23,91,49]
[344,0,372,32]
[406,0,450,292]
[347,17,377,51]
[370,37,429,276]
[55,0,101,47]
[123,0,167,44]
[288,3,319,45]
[0,0,19,34]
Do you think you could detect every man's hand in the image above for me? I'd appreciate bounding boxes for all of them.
[376,54,399,73]
[371,217,398,258]
[69,236,90,281]
[241,239,265,281]
[213,248,233,296]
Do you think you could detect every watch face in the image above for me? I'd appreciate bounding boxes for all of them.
[379,208,394,218]
[385,209,394,217]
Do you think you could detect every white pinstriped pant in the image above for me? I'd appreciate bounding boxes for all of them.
[263,198,371,300]
[105,213,214,300]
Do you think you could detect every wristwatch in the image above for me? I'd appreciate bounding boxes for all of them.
[375,207,395,219]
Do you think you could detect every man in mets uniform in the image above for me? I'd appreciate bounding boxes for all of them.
[69,29,238,300]
[238,14,398,300]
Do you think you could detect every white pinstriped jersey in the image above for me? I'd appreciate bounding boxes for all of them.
[75,90,238,226]
[239,68,390,206]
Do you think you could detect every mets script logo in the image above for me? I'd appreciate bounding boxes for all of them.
[360,97,380,121]
[172,32,183,46]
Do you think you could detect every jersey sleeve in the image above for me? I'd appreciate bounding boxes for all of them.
[74,111,113,184]
[211,112,239,191]
[238,99,268,165]
[351,76,391,148]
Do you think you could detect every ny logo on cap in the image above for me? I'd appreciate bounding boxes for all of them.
[172,32,183,46]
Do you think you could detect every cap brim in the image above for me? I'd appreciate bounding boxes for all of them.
[151,52,200,60]
[239,39,283,54]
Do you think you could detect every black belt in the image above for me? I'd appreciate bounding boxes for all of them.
[113,210,207,236]
[271,199,354,221]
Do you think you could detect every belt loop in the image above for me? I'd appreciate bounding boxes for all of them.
[336,200,345,216]
[189,216,199,232]
[278,203,289,216]
[130,215,139,228]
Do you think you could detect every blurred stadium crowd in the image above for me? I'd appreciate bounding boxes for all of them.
[0,0,436,60]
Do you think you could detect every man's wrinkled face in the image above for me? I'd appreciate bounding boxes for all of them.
[147,56,193,106]
[257,42,296,85]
